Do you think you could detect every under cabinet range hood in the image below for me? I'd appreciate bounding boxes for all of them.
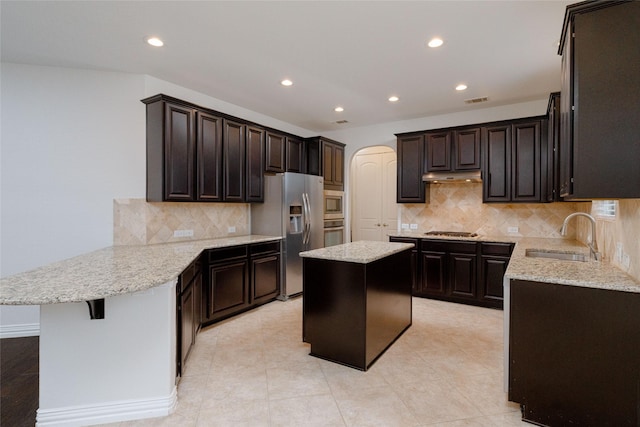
[422,170,482,183]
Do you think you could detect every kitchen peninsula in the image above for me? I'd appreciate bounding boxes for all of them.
[300,240,413,371]
[0,235,281,426]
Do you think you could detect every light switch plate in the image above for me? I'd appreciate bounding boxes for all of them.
[410,224,418,230]
[508,226,519,233]
[228,226,236,233]
[401,223,409,230]
[622,253,631,269]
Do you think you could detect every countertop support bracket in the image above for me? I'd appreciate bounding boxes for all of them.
[86,299,105,319]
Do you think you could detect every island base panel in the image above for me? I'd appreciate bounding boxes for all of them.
[303,250,412,371]
[509,279,640,426]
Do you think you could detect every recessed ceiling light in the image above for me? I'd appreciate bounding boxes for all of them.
[146,37,164,47]
[456,84,468,91]
[280,79,293,87]
[428,38,444,48]
[334,106,344,112]
[388,96,400,102]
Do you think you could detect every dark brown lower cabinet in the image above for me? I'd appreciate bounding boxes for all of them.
[203,241,281,325]
[250,242,281,306]
[391,237,512,309]
[509,279,640,426]
[177,257,202,376]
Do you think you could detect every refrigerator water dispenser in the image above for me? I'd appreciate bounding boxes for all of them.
[289,204,303,233]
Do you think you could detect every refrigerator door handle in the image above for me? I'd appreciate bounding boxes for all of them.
[302,192,311,246]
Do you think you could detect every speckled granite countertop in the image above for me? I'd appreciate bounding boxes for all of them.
[300,241,414,264]
[0,235,281,305]
[389,232,640,293]
[505,237,640,293]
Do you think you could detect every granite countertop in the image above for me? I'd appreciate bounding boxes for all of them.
[505,237,640,294]
[389,232,640,294]
[0,235,281,305]
[300,241,414,264]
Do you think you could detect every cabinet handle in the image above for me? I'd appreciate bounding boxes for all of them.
[383,223,388,227]
[375,223,381,227]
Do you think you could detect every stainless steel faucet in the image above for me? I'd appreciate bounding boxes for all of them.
[560,212,602,261]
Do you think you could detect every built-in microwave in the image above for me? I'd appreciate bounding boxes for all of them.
[323,190,344,220]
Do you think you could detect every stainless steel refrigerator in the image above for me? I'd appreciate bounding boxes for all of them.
[251,172,324,299]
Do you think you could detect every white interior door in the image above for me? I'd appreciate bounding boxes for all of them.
[352,147,398,242]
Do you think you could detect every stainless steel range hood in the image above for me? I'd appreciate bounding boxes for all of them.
[422,170,482,183]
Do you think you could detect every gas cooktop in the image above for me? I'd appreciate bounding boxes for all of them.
[424,231,478,237]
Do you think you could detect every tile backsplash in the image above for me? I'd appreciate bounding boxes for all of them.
[114,199,249,245]
[399,183,587,238]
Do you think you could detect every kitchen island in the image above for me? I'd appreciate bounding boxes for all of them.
[300,240,413,370]
[0,235,281,426]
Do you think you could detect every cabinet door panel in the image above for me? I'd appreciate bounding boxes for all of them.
[209,261,249,319]
[223,120,246,201]
[483,125,511,202]
[180,281,194,371]
[449,254,476,299]
[425,132,451,171]
[164,103,195,201]
[265,132,285,173]
[481,256,508,303]
[286,137,304,173]
[197,112,223,201]
[455,128,481,170]
[252,254,280,304]
[323,143,334,184]
[397,135,425,202]
[333,144,344,187]
[246,126,265,202]
[512,121,541,201]
[421,252,446,296]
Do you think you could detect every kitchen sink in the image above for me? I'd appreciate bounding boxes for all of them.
[525,249,588,262]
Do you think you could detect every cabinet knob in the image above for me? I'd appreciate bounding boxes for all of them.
[383,223,388,227]
[375,223,381,227]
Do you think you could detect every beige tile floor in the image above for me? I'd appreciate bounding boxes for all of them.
[108,297,527,426]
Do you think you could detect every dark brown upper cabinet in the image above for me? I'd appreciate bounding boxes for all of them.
[286,136,305,173]
[265,131,286,173]
[222,119,246,202]
[396,134,426,203]
[145,101,196,202]
[196,111,223,201]
[425,128,480,172]
[245,126,265,203]
[483,118,548,203]
[558,1,640,199]
[306,137,345,190]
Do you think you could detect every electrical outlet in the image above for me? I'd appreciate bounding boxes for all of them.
[401,223,409,230]
[228,226,236,233]
[622,253,631,269]
[508,226,519,233]
[410,224,418,230]
[173,229,194,238]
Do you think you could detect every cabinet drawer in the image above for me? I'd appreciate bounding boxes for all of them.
[250,241,280,256]
[421,239,477,254]
[481,242,514,256]
[208,246,248,264]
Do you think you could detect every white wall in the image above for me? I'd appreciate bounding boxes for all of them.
[0,64,147,336]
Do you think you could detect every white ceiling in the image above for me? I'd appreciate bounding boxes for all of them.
[1,1,572,133]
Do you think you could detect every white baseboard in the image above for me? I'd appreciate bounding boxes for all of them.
[36,386,177,426]
[0,322,40,338]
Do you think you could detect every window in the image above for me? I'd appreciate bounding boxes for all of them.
[592,200,617,219]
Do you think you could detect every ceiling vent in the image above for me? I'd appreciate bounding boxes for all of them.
[464,96,489,104]
[334,120,349,124]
